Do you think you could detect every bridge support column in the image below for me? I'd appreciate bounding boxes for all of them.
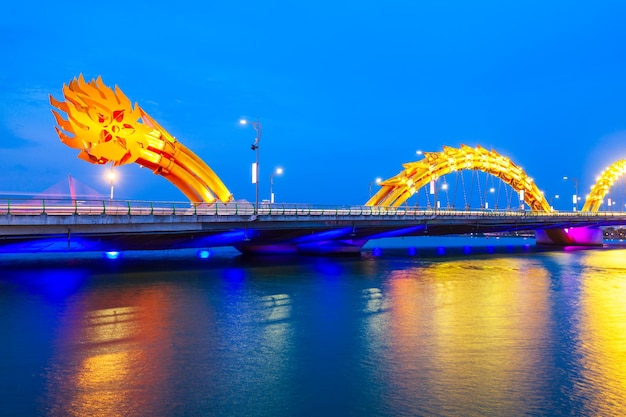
[234,243,299,255]
[234,239,368,255]
[297,239,368,255]
[535,227,603,246]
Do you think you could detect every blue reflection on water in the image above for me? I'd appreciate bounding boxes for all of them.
[222,267,246,284]
[2,241,626,416]
[10,268,88,302]
[313,258,344,277]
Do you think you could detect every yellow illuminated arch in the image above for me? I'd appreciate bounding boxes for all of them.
[366,145,551,211]
[50,75,233,203]
[582,159,626,212]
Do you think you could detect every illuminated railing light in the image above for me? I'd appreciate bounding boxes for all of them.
[197,249,212,259]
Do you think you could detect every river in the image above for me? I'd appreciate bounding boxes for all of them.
[1,237,625,416]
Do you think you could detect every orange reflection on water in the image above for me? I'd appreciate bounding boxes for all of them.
[46,280,177,417]
[70,350,144,417]
[83,307,139,344]
[385,257,552,415]
[577,249,626,415]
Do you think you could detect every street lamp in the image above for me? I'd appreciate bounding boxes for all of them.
[487,187,495,210]
[563,176,579,211]
[270,167,283,203]
[369,177,382,197]
[107,165,115,200]
[240,117,262,213]
[550,194,560,210]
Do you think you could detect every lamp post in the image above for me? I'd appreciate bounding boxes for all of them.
[563,176,579,211]
[240,117,262,213]
[487,187,495,210]
[369,177,382,197]
[550,194,560,210]
[441,182,449,209]
[270,167,283,203]
[107,165,115,200]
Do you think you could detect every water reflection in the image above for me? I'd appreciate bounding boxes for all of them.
[4,247,626,416]
[361,288,387,314]
[381,258,553,415]
[259,294,292,322]
[577,250,626,416]
[45,280,177,417]
[258,293,293,402]
[83,307,139,344]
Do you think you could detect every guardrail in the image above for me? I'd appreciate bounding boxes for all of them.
[1,198,626,218]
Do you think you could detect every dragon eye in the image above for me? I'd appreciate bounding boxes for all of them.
[102,130,113,142]
[113,110,125,122]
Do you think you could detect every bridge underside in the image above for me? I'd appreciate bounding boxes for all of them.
[0,212,618,255]
[535,227,604,246]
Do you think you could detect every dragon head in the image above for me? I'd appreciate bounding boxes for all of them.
[50,74,154,166]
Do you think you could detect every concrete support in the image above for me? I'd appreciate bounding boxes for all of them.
[535,227,603,246]
[297,239,368,255]
[234,239,368,255]
[234,243,299,255]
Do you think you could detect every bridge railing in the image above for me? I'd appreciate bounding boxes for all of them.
[1,197,626,218]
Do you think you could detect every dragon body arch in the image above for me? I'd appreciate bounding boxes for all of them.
[366,145,551,212]
[582,159,626,212]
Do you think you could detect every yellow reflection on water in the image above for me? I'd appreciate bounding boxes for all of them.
[46,282,177,417]
[70,350,142,417]
[577,249,626,415]
[83,307,139,344]
[385,257,552,415]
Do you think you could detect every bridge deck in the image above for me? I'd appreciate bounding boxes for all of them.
[2,201,626,252]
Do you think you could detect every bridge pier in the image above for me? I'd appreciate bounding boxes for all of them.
[296,239,368,255]
[234,243,299,255]
[234,239,368,256]
[535,227,603,246]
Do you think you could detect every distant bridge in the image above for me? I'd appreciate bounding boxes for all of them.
[1,199,623,255]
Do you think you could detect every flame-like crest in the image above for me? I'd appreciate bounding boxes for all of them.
[50,75,233,203]
[50,74,153,166]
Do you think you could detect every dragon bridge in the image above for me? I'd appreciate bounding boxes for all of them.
[366,145,552,212]
[50,75,233,204]
[582,159,626,212]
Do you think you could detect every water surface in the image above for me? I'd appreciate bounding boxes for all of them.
[2,240,626,416]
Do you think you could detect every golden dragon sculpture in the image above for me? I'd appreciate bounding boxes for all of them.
[50,75,233,203]
[367,145,552,211]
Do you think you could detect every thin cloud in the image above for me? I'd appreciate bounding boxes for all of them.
[0,85,57,147]
[0,126,37,148]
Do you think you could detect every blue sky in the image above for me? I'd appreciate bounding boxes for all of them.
[2,1,626,208]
